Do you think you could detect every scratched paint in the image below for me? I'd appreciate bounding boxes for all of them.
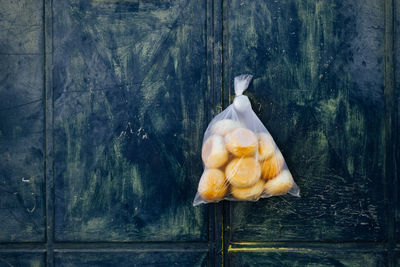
[225,0,385,242]
[53,0,208,241]
[0,0,397,265]
[228,245,313,252]
[0,0,45,241]
[229,251,387,266]
[0,253,45,267]
[54,251,208,267]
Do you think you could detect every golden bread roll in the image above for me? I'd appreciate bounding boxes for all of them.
[202,135,229,168]
[225,157,261,188]
[258,133,275,161]
[225,128,258,157]
[212,119,242,136]
[231,179,265,200]
[260,150,284,180]
[264,170,294,196]
[198,169,228,201]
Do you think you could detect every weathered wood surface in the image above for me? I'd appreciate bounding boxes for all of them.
[396,251,400,266]
[0,0,45,242]
[54,251,207,267]
[53,0,208,241]
[395,0,400,242]
[0,0,398,265]
[0,252,45,267]
[224,0,386,242]
[229,251,387,267]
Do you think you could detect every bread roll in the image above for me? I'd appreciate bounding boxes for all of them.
[225,128,258,157]
[212,119,242,136]
[231,179,265,200]
[264,170,294,196]
[225,157,261,188]
[260,150,284,180]
[202,135,228,168]
[198,169,228,201]
[258,133,275,161]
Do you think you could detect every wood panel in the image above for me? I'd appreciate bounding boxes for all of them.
[54,251,207,266]
[53,0,209,241]
[229,250,387,267]
[0,252,45,267]
[395,0,400,242]
[0,0,45,242]
[395,250,400,266]
[224,0,386,242]
[0,0,396,265]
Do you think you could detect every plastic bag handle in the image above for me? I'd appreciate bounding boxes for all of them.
[234,74,253,96]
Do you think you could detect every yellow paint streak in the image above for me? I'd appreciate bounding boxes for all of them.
[230,242,259,245]
[228,245,312,253]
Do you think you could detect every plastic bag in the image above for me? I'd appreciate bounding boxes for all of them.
[193,74,300,206]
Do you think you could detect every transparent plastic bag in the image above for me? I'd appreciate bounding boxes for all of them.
[193,74,300,206]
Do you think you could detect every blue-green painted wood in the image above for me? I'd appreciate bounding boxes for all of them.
[54,251,207,267]
[0,0,398,265]
[0,252,45,267]
[0,0,45,242]
[395,0,400,242]
[0,0,43,54]
[230,251,387,267]
[53,0,208,241]
[224,0,386,242]
[395,250,400,266]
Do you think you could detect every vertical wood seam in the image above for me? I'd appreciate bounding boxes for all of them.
[206,1,213,266]
[221,1,230,266]
[206,2,214,266]
[44,0,54,265]
[211,1,224,266]
[395,0,400,252]
[221,0,230,110]
[384,0,396,265]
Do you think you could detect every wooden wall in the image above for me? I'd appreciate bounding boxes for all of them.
[0,0,398,266]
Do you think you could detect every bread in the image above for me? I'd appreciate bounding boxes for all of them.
[202,135,229,168]
[264,169,294,196]
[198,169,228,201]
[225,157,261,188]
[258,133,275,161]
[212,119,242,136]
[260,149,284,180]
[231,179,265,200]
[225,128,258,157]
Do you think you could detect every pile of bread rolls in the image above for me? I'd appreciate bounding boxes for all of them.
[197,119,294,202]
